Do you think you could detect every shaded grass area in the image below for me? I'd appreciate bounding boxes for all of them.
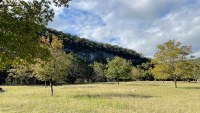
[74,93,154,99]
[0,81,200,113]
[0,90,5,93]
[0,87,5,93]
[179,87,200,89]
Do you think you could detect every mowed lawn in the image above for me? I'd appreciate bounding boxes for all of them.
[0,81,200,113]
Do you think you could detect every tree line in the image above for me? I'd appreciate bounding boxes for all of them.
[1,0,200,95]
[1,37,200,95]
[0,35,152,95]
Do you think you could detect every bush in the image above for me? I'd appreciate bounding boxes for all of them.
[136,71,154,81]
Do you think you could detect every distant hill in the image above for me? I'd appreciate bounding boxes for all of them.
[193,57,200,64]
[40,28,150,65]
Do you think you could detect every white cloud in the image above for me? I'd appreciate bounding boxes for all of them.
[48,0,200,58]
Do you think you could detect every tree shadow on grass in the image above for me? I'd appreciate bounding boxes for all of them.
[99,82,117,85]
[125,84,161,86]
[0,89,5,94]
[74,93,154,99]
[179,87,200,89]
[63,86,98,89]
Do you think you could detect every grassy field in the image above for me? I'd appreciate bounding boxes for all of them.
[0,81,200,113]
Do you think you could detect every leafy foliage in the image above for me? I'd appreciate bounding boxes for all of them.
[91,62,106,82]
[151,64,171,81]
[193,57,200,64]
[105,56,132,84]
[8,60,32,85]
[33,51,68,82]
[0,0,70,69]
[182,58,200,81]
[32,36,69,96]
[151,40,192,88]
[131,67,143,80]
[132,62,154,81]
[64,53,93,84]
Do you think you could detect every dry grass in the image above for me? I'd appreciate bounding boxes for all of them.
[0,81,200,113]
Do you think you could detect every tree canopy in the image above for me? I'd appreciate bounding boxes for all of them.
[91,62,106,82]
[64,53,93,84]
[0,0,70,69]
[151,40,192,88]
[32,36,69,96]
[105,56,132,85]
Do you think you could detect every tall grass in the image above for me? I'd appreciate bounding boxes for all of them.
[0,81,200,113]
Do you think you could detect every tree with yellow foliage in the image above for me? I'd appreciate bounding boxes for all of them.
[151,40,192,88]
[151,64,171,83]
[32,36,69,96]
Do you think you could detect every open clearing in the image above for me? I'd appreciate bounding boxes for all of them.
[0,81,200,113]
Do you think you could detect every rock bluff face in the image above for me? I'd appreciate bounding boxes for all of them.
[42,28,149,65]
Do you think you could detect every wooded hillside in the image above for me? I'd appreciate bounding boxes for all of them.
[41,28,149,65]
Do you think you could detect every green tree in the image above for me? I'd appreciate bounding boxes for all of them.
[32,36,69,96]
[8,60,32,85]
[192,64,200,81]
[83,64,94,83]
[91,62,106,82]
[33,51,68,96]
[180,59,200,82]
[190,57,200,81]
[151,40,192,88]
[131,67,143,80]
[64,53,92,84]
[140,70,154,81]
[0,0,70,69]
[105,56,132,85]
[137,62,152,70]
[136,62,154,81]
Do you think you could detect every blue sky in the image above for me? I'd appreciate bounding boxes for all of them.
[48,0,200,58]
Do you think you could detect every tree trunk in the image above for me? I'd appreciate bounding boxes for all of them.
[28,78,30,85]
[45,81,47,88]
[10,76,13,84]
[173,76,177,88]
[20,79,23,85]
[49,79,53,96]
[116,79,119,85]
